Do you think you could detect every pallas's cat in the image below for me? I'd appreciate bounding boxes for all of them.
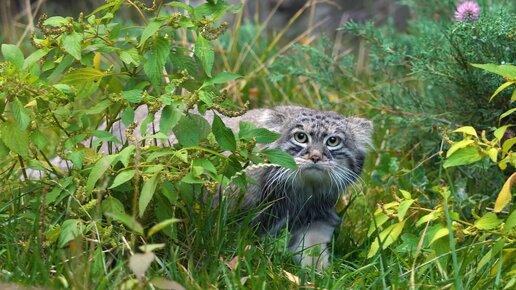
[222,105,372,269]
[27,105,372,268]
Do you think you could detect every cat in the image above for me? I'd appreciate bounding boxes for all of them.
[221,105,373,269]
[25,105,373,269]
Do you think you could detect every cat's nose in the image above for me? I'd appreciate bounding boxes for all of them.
[309,150,322,163]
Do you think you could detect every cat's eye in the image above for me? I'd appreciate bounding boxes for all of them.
[293,132,308,143]
[326,136,341,147]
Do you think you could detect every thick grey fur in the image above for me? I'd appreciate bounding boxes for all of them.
[221,105,373,268]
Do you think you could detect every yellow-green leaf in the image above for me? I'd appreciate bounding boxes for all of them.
[147,218,181,238]
[398,199,414,221]
[443,146,482,168]
[487,148,499,163]
[446,139,475,158]
[105,212,144,235]
[109,169,136,189]
[429,225,449,246]
[139,173,160,218]
[86,154,119,194]
[503,209,516,231]
[62,32,83,60]
[494,125,511,141]
[453,126,477,137]
[494,172,516,212]
[502,137,516,153]
[367,220,406,258]
[367,212,390,237]
[500,108,516,121]
[399,189,411,199]
[489,81,515,102]
[194,34,214,77]
[474,212,502,230]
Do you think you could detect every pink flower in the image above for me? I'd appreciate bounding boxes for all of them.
[454,1,480,21]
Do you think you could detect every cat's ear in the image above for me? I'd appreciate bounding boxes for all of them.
[347,117,373,149]
[260,108,288,132]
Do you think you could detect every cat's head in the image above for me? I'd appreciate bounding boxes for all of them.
[260,106,373,189]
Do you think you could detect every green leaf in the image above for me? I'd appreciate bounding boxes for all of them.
[62,67,107,83]
[202,72,241,88]
[198,90,213,106]
[122,89,143,103]
[140,113,155,137]
[84,99,112,115]
[239,122,281,143]
[119,145,135,167]
[105,212,143,235]
[1,44,24,69]
[212,114,237,151]
[93,130,122,144]
[67,150,85,169]
[143,37,171,84]
[504,209,516,231]
[139,173,160,218]
[121,107,135,127]
[109,169,136,189]
[194,35,214,77]
[0,122,29,158]
[159,105,181,135]
[61,67,107,98]
[165,1,194,13]
[443,146,482,168]
[173,114,211,146]
[139,19,163,47]
[43,16,69,27]
[261,149,297,169]
[474,212,502,230]
[23,48,49,70]
[48,55,74,82]
[11,98,30,130]
[147,218,181,238]
[101,196,126,216]
[193,0,231,21]
[253,128,281,144]
[119,47,141,66]
[416,208,442,227]
[58,219,83,248]
[0,139,9,158]
[472,63,516,79]
[62,32,83,60]
[367,220,406,258]
[30,130,49,150]
[86,154,119,194]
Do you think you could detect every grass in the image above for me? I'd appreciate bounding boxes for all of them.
[1,0,515,289]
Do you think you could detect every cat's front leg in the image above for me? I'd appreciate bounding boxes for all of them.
[289,221,335,269]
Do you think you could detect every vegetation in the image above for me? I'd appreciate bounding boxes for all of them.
[0,0,515,289]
